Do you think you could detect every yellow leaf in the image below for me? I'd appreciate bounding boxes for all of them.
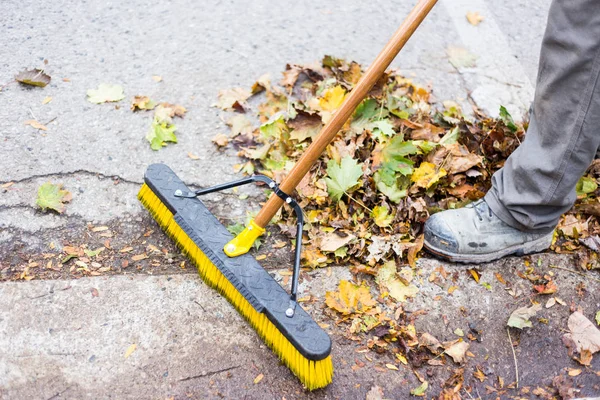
[255,254,267,261]
[411,162,446,189]
[372,205,394,228]
[376,261,419,303]
[253,373,264,384]
[124,344,137,358]
[319,86,346,112]
[42,96,52,104]
[396,354,408,365]
[567,368,582,377]
[24,119,48,131]
[466,11,484,26]
[152,75,162,82]
[385,363,399,370]
[325,280,376,316]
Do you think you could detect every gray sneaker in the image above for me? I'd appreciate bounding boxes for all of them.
[423,200,553,263]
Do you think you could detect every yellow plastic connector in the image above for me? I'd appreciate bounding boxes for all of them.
[223,219,265,257]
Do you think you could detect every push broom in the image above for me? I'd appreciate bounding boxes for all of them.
[138,0,437,390]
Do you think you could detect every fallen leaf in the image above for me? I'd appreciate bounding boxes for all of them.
[146,118,177,150]
[567,368,582,377]
[319,85,346,112]
[473,367,486,382]
[131,95,156,111]
[507,304,542,329]
[124,344,137,358]
[188,152,200,160]
[466,11,484,26]
[325,280,376,316]
[24,120,48,131]
[152,75,162,82]
[36,182,72,213]
[215,87,251,111]
[545,298,556,308]
[385,363,398,370]
[563,311,600,355]
[372,205,394,228]
[42,96,52,104]
[376,261,419,302]
[212,133,229,147]
[447,46,477,69]
[320,231,356,252]
[324,156,363,201]
[444,340,469,364]
[253,373,264,384]
[596,311,600,326]
[411,162,447,189]
[87,84,125,104]
[366,385,384,400]
[410,381,428,397]
[15,68,51,87]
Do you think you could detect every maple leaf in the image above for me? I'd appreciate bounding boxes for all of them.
[15,68,51,87]
[325,280,376,316]
[146,118,177,150]
[466,11,484,26]
[376,261,419,302]
[507,304,542,329]
[372,205,394,228]
[131,96,156,111]
[319,85,346,112]
[86,84,125,104]
[36,182,72,213]
[324,156,363,201]
[447,46,477,69]
[576,176,598,198]
[259,114,287,139]
[215,87,251,111]
[411,162,447,189]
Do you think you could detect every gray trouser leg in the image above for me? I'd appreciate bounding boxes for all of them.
[484,0,600,233]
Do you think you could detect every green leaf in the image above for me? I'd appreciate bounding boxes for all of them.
[146,118,177,150]
[260,113,287,139]
[226,222,245,236]
[84,247,105,257]
[439,126,460,145]
[410,381,428,397]
[351,98,380,133]
[499,106,518,132]
[374,172,407,203]
[324,156,363,201]
[86,84,125,104]
[412,140,438,154]
[371,119,396,138]
[595,310,600,326]
[382,136,419,161]
[36,182,71,213]
[576,176,598,197]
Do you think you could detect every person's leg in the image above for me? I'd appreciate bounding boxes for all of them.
[423,0,600,263]
[485,0,600,232]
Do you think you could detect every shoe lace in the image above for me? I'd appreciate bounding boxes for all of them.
[468,199,493,222]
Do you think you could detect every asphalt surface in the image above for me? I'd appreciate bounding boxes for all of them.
[5,1,600,399]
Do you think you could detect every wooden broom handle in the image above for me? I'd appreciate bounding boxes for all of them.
[254,0,438,227]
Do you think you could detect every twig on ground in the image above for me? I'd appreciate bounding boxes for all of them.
[507,328,519,389]
[548,264,600,283]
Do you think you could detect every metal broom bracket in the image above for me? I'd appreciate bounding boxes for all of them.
[174,175,304,318]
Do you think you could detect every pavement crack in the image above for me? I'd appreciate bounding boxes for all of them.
[1,169,143,186]
[178,365,240,381]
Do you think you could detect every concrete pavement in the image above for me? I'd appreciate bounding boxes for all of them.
[5,0,600,399]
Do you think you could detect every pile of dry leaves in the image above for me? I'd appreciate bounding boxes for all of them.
[215,56,600,396]
[215,56,600,270]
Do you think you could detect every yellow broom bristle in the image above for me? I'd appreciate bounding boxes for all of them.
[138,184,333,390]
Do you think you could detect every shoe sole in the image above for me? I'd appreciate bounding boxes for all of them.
[423,233,553,264]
